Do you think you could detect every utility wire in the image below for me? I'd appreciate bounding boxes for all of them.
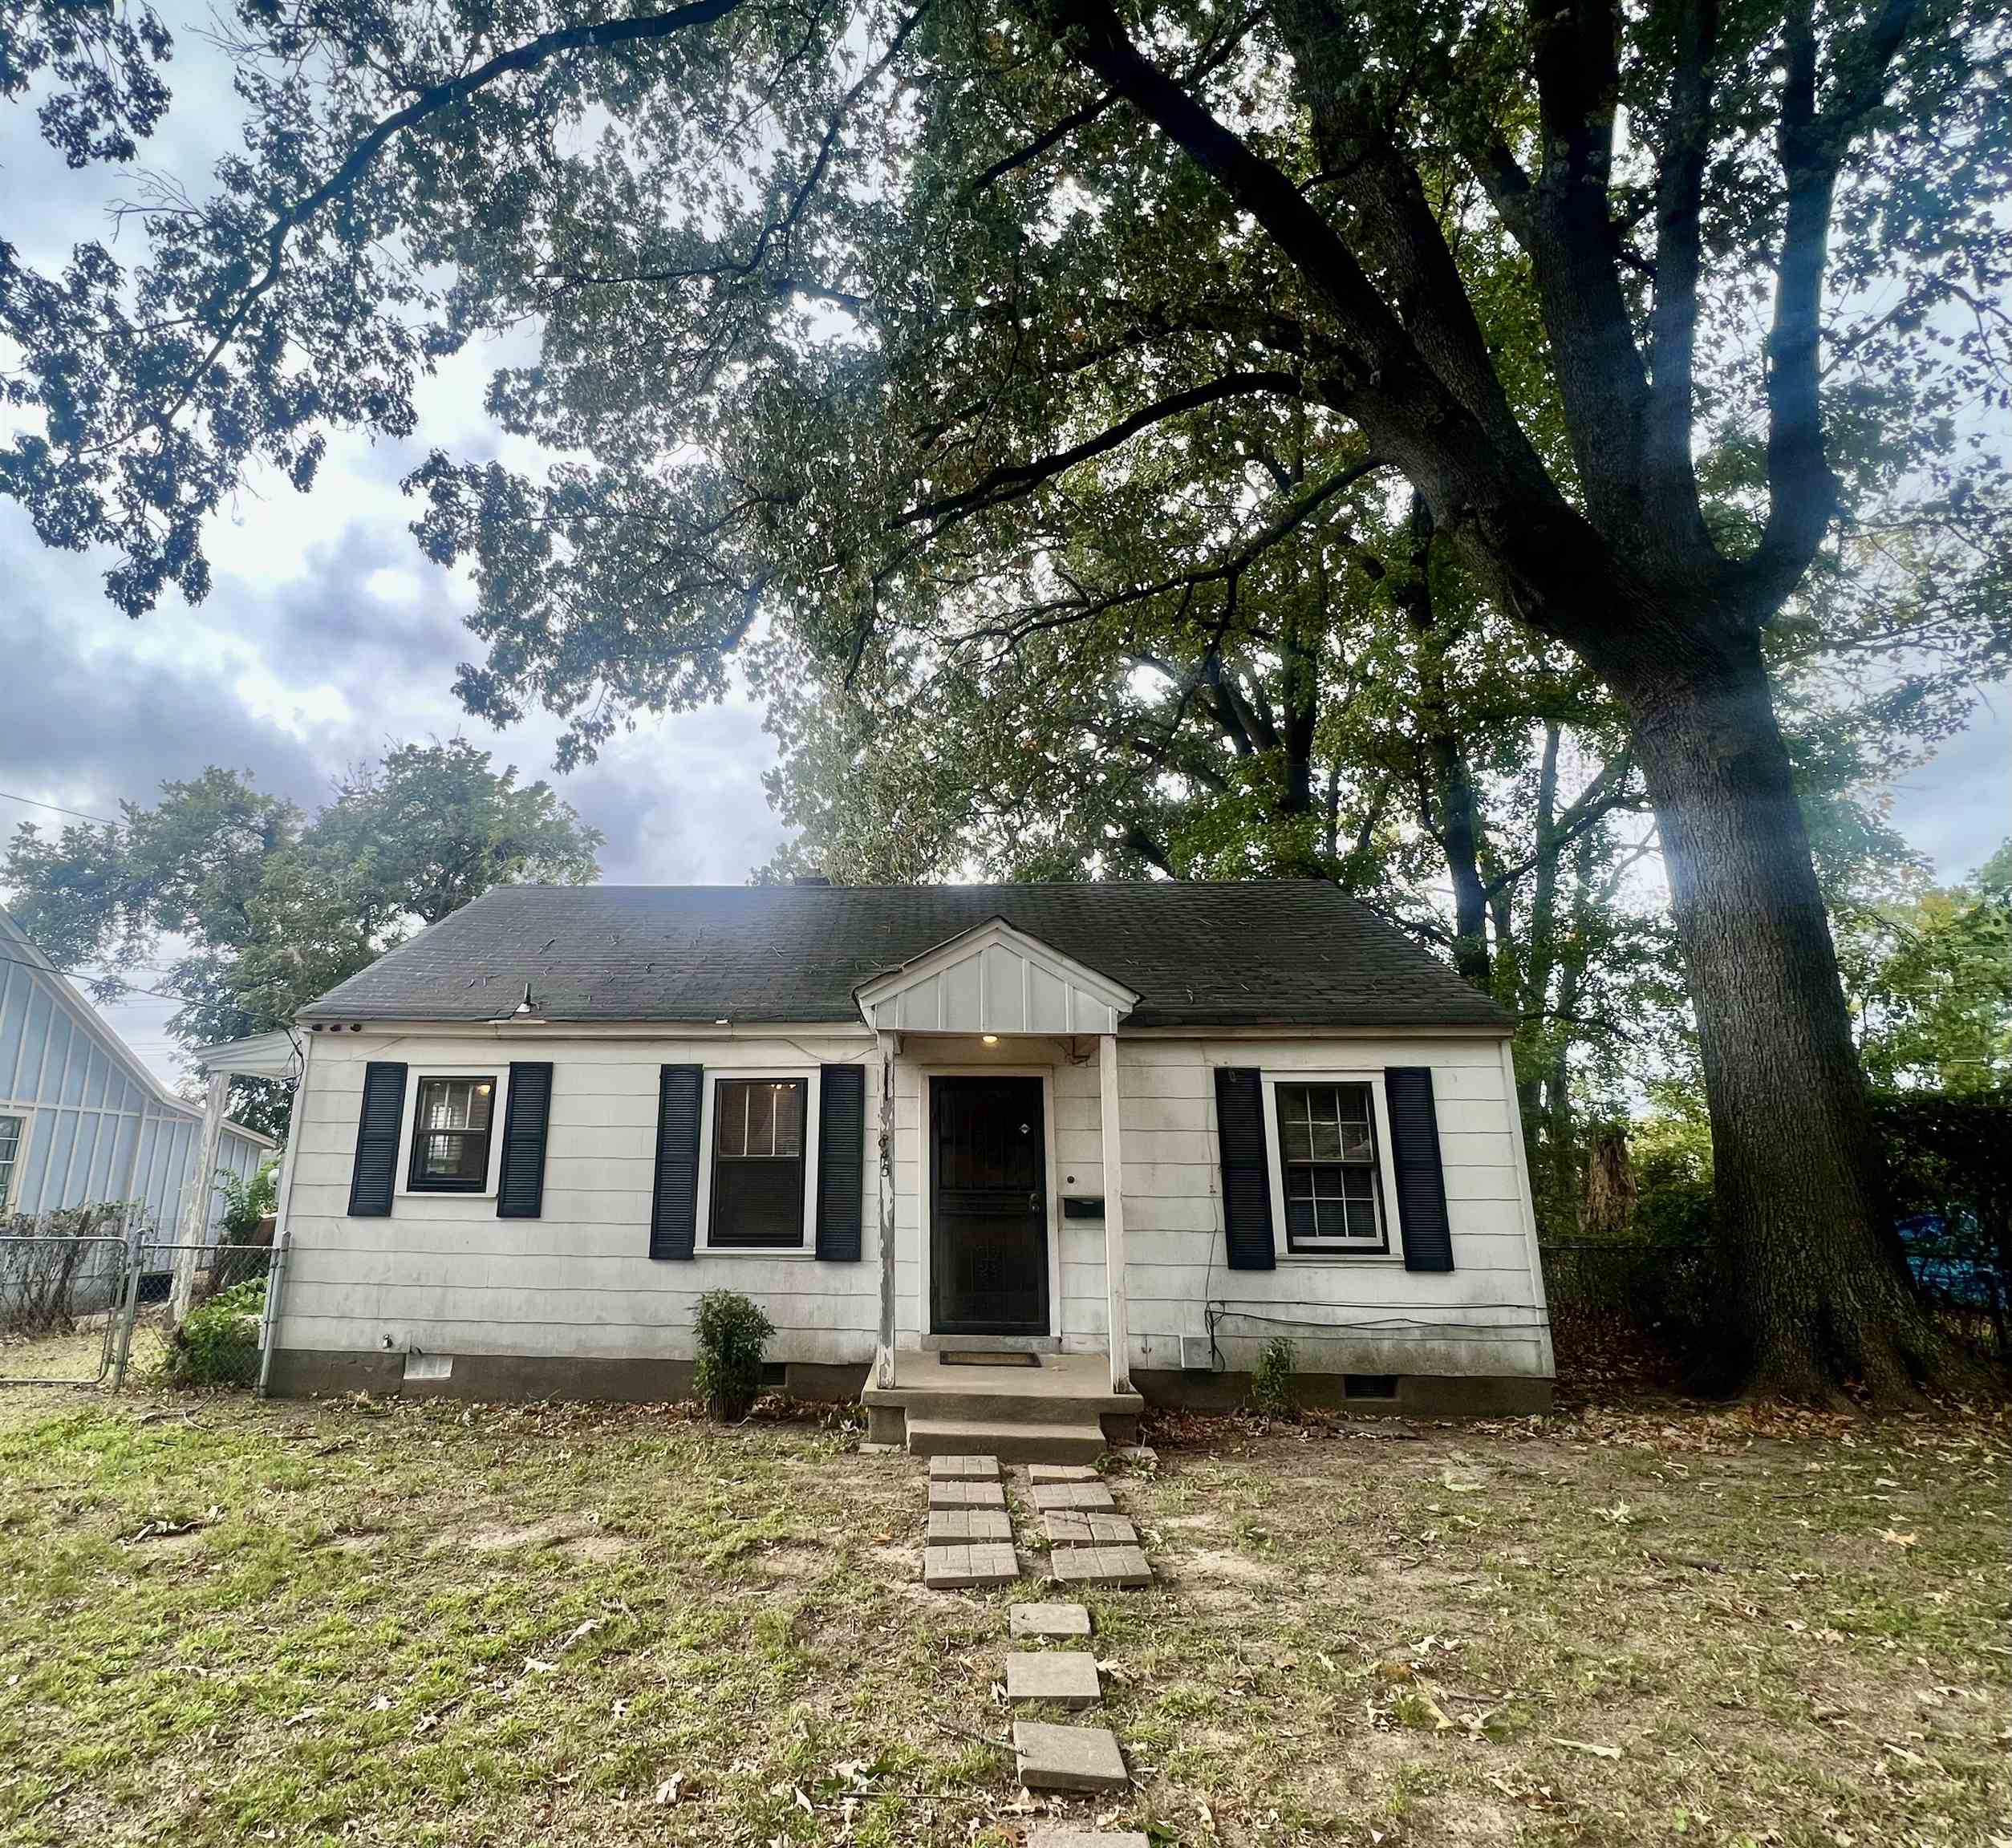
[0,950,192,1007]
[0,790,120,827]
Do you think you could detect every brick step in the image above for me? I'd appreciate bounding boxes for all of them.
[904,1415,1108,1465]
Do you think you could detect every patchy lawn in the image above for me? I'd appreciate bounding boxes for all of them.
[0,1389,2002,1848]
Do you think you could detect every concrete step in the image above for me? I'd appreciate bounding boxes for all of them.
[904,1415,1108,1464]
[864,1385,1138,1424]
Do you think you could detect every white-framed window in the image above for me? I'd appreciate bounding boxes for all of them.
[1259,1072,1402,1258]
[0,1114,22,1212]
[696,1068,821,1253]
[396,1069,510,1198]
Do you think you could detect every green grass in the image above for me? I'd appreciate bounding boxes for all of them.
[0,1388,2003,1846]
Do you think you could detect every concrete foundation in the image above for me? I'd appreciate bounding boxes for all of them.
[265,1348,866,1405]
[266,1348,1547,1417]
[1130,1367,1553,1417]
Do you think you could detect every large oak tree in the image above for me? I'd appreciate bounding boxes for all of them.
[2,0,2006,1393]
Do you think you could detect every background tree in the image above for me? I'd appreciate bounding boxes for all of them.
[1835,842,2012,1094]
[3,743,602,1133]
[2,0,2007,1393]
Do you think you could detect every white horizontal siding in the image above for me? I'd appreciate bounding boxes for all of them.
[277,1030,880,1365]
[276,1024,1548,1382]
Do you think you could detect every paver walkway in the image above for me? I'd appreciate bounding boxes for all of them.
[1036,1464,1154,1589]
[1004,1600,1129,1802]
[922,1453,1020,1588]
[1030,1481,1115,1513]
[905,1453,1150,1833]
[929,1477,1008,1510]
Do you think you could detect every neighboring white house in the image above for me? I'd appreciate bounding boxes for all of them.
[0,906,274,1235]
[266,883,1553,1436]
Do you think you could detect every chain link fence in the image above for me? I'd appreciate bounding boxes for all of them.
[0,1220,130,1384]
[0,1218,274,1390]
[120,1240,275,1388]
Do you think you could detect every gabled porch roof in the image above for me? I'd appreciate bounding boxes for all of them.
[853,917,1139,1036]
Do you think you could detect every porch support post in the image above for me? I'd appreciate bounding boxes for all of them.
[170,1071,229,1323]
[1097,1032,1132,1395]
[874,1029,898,1389]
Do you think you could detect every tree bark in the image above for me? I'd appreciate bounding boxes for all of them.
[1397,496,1493,987]
[1616,626,1960,1399]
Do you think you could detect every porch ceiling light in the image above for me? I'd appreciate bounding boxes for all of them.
[981,1033,1000,1045]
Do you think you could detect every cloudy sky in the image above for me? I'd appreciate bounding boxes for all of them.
[2,18,2005,1084]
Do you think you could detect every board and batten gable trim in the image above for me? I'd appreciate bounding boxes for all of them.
[1213,1066,1276,1270]
[347,1062,408,1218]
[1385,1066,1456,1272]
[649,1064,704,1259]
[495,1061,554,1219]
[815,1063,866,1261]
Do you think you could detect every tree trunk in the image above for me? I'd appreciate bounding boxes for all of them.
[1399,495,1493,987]
[1616,628,1961,1399]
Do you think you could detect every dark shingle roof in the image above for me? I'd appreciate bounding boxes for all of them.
[298,884,1511,1031]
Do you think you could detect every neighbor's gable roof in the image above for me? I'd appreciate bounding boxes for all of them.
[0,906,278,1145]
[298,883,1513,1031]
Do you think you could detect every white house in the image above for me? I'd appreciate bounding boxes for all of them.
[265,883,1553,1447]
[0,907,274,1240]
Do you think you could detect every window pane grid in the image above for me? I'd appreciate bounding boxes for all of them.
[1277,1082,1382,1251]
[711,1079,808,1247]
[408,1077,495,1192]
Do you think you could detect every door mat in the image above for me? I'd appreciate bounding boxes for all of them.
[939,1351,1040,1368]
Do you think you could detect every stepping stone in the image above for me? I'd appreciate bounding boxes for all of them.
[1028,1464,1100,1484]
[1006,1650,1101,1708]
[1052,1545,1152,1588]
[927,1508,1012,1542]
[1031,1481,1115,1513]
[1044,1510,1138,1546]
[928,1454,1000,1481]
[1028,1834,1150,1848]
[1013,1720,1128,1793]
[1011,1602,1093,1639]
[923,1542,1020,1589]
[928,1479,1008,1510]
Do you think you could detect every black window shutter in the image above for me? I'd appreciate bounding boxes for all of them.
[495,1062,554,1219]
[816,1064,866,1261]
[348,1061,408,1218]
[650,1064,704,1259]
[1385,1066,1455,1272]
[1214,1066,1276,1271]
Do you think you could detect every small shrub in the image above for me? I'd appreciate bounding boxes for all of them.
[692,1290,773,1420]
[217,1162,280,1242]
[1249,1335,1298,1417]
[163,1277,267,1388]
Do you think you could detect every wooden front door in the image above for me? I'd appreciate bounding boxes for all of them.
[930,1076,1049,1335]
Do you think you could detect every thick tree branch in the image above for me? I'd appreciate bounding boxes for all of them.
[1272,0,1527,457]
[1028,0,1608,646]
[1643,0,1717,528]
[897,371,1302,529]
[1749,0,1921,614]
[99,0,753,452]
[1517,0,1660,551]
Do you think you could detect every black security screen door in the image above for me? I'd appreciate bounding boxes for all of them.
[931,1076,1049,1335]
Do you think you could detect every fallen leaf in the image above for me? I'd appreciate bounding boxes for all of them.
[1550,1736,1622,1759]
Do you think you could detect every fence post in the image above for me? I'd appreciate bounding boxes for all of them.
[110,1220,144,1390]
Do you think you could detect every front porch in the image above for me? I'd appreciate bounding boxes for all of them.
[861,1349,1144,1461]
[852,918,1148,1460]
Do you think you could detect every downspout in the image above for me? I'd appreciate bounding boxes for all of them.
[256,1031,311,1398]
